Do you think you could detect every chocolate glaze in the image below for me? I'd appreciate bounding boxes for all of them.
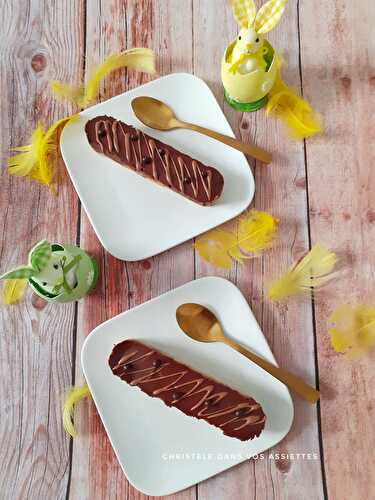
[108,339,266,441]
[85,116,224,206]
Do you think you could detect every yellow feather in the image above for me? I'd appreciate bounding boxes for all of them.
[50,48,156,107]
[2,279,27,305]
[63,383,91,438]
[268,244,338,301]
[237,210,279,254]
[194,210,279,268]
[266,71,322,140]
[7,115,78,188]
[8,127,44,177]
[84,48,156,105]
[194,229,238,269]
[328,304,375,359]
[49,81,85,107]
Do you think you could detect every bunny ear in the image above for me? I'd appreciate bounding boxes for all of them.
[0,266,35,280]
[232,0,256,28]
[29,239,52,272]
[254,0,286,34]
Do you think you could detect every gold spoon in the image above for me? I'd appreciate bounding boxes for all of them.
[176,303,320,404]
[131,96,272,164]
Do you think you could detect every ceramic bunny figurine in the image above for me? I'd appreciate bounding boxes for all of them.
[0,240,98,303]
[221,0,321,140]
[222,0,286,111]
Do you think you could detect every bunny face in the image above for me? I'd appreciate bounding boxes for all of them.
[231,26,267,75]
[35,254,64,289]
[235,27,264,56]
[32,252,78,294]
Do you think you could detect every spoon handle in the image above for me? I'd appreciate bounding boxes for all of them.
[181,122,272,164]
[224,338,320,403]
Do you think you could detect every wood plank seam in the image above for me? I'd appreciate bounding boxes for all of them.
[296,1,328,498]
[64,0,87,498]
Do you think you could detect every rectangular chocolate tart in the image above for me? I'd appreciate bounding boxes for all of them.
[109,339,266,441]
[85,116,224,205]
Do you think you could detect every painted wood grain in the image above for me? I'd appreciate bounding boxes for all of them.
[0,1,84,499]
[300,0,375,498]
[69,1,196,499]
[193,1,325,499]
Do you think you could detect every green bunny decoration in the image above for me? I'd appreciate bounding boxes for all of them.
[0,240,98,303]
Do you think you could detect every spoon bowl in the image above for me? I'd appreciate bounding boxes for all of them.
[132,96,181,131]
[176,303,320,404]
[176,303,224,342]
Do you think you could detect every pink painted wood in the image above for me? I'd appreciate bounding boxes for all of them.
[0,1,373,499]
[0,1,83,498]
[300,1,375,498]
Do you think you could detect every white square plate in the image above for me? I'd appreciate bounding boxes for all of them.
[82,277,294,496]
[60,73,254,261]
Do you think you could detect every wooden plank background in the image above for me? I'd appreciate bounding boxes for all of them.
[0,1,373,499]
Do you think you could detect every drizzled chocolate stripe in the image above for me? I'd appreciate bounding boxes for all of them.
[85,116,224,206]
[108,340,266,441]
